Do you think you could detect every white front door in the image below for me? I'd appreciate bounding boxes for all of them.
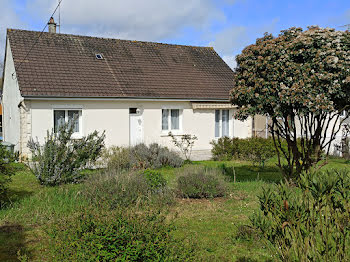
[129,108,143,146]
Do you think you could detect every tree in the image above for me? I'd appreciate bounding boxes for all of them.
[231,27,350,180]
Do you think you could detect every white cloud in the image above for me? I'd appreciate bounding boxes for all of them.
[0,0,249,72]
[0,0,25,72]
[209,18,281,70]
[222,55,237,69]
[209,26,247,54]
[208,26,247,70]
[27,0,224,41]
[258,17,280,35]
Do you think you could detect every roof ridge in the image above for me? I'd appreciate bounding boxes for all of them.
[7,28,214,50]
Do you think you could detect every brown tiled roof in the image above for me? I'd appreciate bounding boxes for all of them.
[7,29,234,100]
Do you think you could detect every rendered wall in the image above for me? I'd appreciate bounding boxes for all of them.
[2,39,22,152]
[29,100,252,158]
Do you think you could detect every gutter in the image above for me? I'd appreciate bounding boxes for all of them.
[23,96,231,102]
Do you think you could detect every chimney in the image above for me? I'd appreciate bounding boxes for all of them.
[48,17,57,33]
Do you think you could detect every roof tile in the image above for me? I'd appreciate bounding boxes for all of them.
[8,29,234,100]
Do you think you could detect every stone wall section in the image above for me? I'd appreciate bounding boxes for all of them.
[19,100,32,159]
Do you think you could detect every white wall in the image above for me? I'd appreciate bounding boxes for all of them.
[2,39,22,151]
[29,100,252,155]
[285,114,344,155]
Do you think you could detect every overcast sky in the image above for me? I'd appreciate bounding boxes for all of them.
[0,0,349,70]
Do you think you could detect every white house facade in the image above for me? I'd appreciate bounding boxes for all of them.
[2,25,252,160]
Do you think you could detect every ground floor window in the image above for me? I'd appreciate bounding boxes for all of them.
[162,109,181,131]
[54,110,82,135]
[215,109,230,138]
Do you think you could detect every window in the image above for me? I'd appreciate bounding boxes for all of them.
[215,109,230,138]
[162,109,181,131]
[54,110,82,136]
[129,108,137,114]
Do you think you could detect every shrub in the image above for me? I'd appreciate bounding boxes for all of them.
[211,137,276,166]
[240,137,276,167]
[0,145,15,208]
[28,122,105,186]
[251,170,350,261]
[101,144,183,171]
[142,169,167,191]
[84,169,173,209]
[176,166,228,198]
[168,132,198,161]
[211,137,241,161]
[48,207,196,261]
[130,143,183,169]
[102,146,130,170]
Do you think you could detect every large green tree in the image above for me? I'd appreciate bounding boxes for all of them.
[231,27,350,180]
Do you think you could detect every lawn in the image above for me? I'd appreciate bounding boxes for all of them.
[0,159,349,261]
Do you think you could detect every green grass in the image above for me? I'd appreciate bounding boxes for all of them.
[0,159,349,261]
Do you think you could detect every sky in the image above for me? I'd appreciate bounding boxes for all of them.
[0,0,349,70]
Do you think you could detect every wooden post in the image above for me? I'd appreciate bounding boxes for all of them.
[233,167,236,183]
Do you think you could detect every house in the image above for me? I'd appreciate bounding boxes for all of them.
[2,19,255,160]
[0,77,3,140]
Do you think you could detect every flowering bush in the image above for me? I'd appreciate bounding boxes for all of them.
[231,27,350,179]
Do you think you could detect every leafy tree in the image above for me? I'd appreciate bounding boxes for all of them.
[231,27,350,180]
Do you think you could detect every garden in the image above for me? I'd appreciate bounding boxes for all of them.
[1,26,350,261]
[0,123,349,261]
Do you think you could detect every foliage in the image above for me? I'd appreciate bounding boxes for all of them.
[211,137,276,166]
[168,132,198,161]
[4,159,350,261]
[142,169,167,191]
[48,207,195,262]
[241,138,277,167]
[101,146,130,170]
[0,145,15,208]
[211,137,241,161]
[231,27,350,179]
[84,169,173,209]
[235,225,261,242]
[251,170,350,261]
[47,168,190,261]
[27,121,105,186]
[176,166,228,198]
[130,143,183,169]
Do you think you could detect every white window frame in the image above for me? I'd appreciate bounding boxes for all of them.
[53,109,83,139]
[161,107,183,134]
[215,109,233,138]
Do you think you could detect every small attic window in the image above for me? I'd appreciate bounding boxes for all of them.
[95,54,103,60]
